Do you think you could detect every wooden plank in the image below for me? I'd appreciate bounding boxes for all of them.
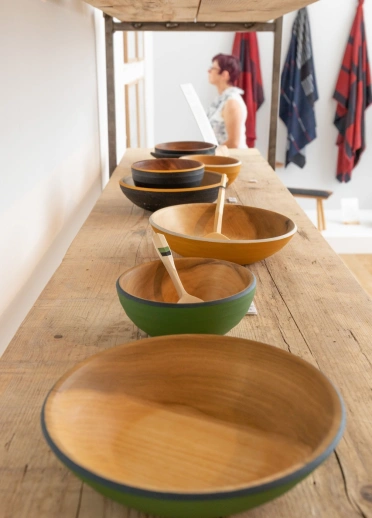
[83,0,199,22]
[84,0,318,23]
[0,148,371,517]
[197,0,318,22]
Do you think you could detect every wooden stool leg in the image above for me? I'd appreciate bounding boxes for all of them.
[320,199,326,230]
[316,198,323,231]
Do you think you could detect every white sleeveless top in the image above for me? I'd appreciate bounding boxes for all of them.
[207,87,248,149]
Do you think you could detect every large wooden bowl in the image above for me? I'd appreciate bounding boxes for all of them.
[116,257,256,336]
[41,334,345,518]
[150,203,297,264]
[119,172,222,212]
[154,141,216,158]
[180,154,242,185]
[131,158,204,189]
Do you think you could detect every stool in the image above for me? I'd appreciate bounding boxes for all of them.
[287,188,333,231]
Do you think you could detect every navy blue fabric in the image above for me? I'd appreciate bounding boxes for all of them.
[280,8,318,168]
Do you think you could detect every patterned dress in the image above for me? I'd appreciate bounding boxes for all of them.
[207,86,248,148]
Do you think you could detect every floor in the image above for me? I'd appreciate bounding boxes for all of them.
[339,254,372,298]
[306,209,372,253]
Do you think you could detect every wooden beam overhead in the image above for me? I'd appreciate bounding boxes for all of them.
[197,0,318,23]
[83,0,318,23]
[83,0,199,22]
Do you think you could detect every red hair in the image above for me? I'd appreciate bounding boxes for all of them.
[212,53,241,84]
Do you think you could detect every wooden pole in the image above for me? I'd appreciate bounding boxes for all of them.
[268,16,283,170]
[105,14,117,177]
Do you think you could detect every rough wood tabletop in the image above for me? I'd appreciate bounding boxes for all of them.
[0,148,371,518]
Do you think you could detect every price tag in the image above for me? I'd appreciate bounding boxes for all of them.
[246,301,258,315]
[227,197,237,203]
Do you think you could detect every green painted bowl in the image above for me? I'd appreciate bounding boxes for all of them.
[41,334,345,518]
[116,257,256,336]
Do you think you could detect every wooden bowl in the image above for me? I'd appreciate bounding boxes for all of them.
[131,158,204,189]
[41,334,345,518]
[119,172,222,212]
[180,154,242,186]
[150,203,297,264]
[154,141,216,158]
[116,257,256,336]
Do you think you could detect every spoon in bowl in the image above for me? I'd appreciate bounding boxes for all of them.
[204,173,229,240]
[152,232,203,303]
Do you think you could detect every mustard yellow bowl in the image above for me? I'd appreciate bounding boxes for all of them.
[180,155,242,186]
[149,203,297,265]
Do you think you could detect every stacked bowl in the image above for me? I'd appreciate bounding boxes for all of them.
[151,140,217,159]
[119,158,222,212]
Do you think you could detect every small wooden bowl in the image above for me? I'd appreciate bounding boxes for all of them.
[131,158,204,189]
[116,257,256,336]
[119,172,222,212]
[150,203,297,264]
[154,141,216,158]
[180,154,242,186]
[41,334,345,518]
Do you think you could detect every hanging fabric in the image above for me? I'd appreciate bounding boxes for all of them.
[279,8,318,168]
[333,0,372,183]
[232,32,264,148]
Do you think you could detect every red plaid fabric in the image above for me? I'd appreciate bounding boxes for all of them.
[333,0,372,182]
[232,33,264,148]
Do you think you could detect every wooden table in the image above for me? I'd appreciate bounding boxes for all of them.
[1,148,372,518]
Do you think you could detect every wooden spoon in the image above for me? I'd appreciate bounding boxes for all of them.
[204,173,229,240]
[152,233,204,303]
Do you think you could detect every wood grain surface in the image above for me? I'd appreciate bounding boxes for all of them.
[43,335,342,492]
[82,0,199,22]
[82,0,318,23]
[1,148,372,518]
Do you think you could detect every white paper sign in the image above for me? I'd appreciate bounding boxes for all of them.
[180,83,218,146]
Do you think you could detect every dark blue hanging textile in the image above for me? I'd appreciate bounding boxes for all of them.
[279,8,318,168]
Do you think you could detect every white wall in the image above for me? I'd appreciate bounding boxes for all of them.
[153,0,372,210]
[0,1,106,355]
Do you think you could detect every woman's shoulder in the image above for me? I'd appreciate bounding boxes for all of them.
[223,87,244,101]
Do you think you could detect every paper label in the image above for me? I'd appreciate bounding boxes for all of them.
[246,301,258,315]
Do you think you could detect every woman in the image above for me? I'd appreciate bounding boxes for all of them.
[207,53,248,149]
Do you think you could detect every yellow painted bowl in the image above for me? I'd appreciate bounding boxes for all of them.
[149,203,297,265]
[180,154,242,186]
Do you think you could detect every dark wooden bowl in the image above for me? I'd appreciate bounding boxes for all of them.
[131,158,204,189]
[150,203,297,264]
[41,334,345,518]
[154,141,216,158]
[117,257,256,336]
[119,172,222,212]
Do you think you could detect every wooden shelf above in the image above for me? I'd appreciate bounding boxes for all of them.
[83,0,318,23]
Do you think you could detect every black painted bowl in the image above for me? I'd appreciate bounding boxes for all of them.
[119,171,222,212]
[131,159,204,189]
[154,141,216,158]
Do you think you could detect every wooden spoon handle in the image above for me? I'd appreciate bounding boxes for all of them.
[213,174,227,234]
[152,233,186,299]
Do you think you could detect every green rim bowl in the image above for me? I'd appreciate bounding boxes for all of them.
[41,334,345,518]
[131,158,205,189]
[116,257,256,336]
[119,172,222,212]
